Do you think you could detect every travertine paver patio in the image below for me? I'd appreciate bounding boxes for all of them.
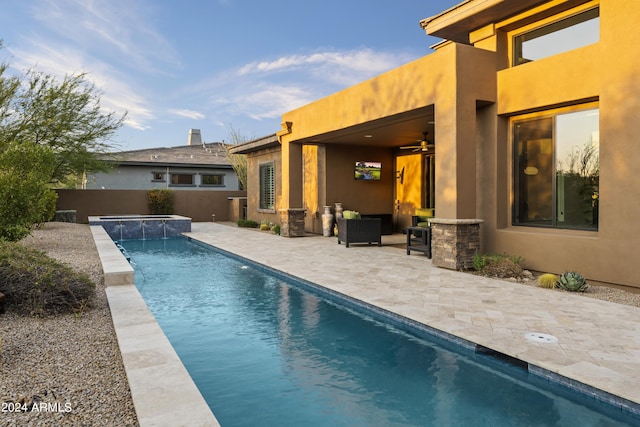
[186,222,640,412]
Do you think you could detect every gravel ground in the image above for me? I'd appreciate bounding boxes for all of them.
[511,271,640,307]
[2,222,639,427]
[1,222,138,426]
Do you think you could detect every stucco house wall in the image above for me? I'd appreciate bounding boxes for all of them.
[245,146,282,226]
[472,0,640,287]
[235,0,640,288]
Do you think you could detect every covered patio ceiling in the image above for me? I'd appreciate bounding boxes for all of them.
[294,105,435,149]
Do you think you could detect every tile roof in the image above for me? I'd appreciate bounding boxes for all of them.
[112,143,233,167]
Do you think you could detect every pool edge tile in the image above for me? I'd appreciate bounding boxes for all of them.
[105,285,220,427]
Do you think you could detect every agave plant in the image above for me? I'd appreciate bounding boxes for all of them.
[557,272,588,292]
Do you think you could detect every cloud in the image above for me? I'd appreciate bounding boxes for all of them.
[168,109,206,120]
[7,39,155,132]
[100,82,155,131]
[238,48,410,86]
[233,85,314,121]
[186,47,414,127]
[29,0,181,73]
[4,0,177,132]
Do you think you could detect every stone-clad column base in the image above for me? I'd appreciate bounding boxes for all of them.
[430,218,483,270]
[279,208,306,237]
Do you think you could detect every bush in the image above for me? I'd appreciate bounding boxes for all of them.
[0,241,95,316]
[473,253,524,279]
[0,142,58,241]
[259,219,271,231]
[237,219,259,228]
[147,189,174,214]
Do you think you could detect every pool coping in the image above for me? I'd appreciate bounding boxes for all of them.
[91,226,219,427]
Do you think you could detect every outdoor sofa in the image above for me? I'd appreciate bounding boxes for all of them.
[337,212,382,248]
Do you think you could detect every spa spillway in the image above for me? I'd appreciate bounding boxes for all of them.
[88,215,191,241]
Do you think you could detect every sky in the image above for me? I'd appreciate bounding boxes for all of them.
[1,0,461,151]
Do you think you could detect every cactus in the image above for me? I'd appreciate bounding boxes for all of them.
[557,272,588,292]
[537,273,559,289]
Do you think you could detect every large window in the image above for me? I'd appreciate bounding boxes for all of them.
[259,163,275,210]
[513,107,599,230]
[201,174,224,186]
[513,7,599,66]
[170,173,194,186]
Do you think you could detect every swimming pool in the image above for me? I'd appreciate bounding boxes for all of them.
[121,237,639,427]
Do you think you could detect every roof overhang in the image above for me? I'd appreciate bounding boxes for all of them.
[229,133,279,155]
[420,0,552,43]
[293,106,435,149]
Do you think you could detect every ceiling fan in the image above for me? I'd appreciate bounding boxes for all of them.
[399,132,434,153]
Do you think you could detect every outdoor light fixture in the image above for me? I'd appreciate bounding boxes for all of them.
[399,132,434,153]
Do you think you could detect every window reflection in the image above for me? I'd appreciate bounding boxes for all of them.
[201,174,224,186]
[514,8,599,65]
[513,108,599,230]
[171,174,194,185]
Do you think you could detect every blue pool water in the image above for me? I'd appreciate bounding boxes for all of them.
[121,238,638,427]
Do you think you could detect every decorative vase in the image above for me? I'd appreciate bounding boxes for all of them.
[334,202,343,220]
[321,206,333,237]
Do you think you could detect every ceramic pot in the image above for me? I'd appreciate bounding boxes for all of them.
[321,206,333,237]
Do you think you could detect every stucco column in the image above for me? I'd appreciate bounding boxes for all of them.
[430,43,495,265]
[434,43,496,220]
[279,138,306,237]
[281,139,303,209]
[434,88,479,220]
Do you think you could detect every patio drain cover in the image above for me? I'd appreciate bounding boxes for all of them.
[525,332,558,344]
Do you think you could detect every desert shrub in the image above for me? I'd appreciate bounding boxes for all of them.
[537,273,559,289]
[473,253,524,279]
[557,271,588,292]
[0,241,95,316]
[0,142,58,241]
[271,224,281,235]
[237,219,259,228]
[147,189,175,214]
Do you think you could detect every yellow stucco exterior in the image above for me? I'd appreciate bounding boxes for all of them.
[235,0,640,289]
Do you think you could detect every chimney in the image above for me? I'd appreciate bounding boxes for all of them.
[188,129,202,146]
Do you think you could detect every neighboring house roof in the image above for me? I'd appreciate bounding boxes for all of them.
[110,143,234,168]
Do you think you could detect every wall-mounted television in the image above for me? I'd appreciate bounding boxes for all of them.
[355,161,381,180]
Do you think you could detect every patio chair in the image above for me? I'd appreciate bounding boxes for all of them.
[411,208,434,229]
[407,208,433,258]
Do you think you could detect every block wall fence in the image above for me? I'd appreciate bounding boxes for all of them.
[55,189,246,223]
